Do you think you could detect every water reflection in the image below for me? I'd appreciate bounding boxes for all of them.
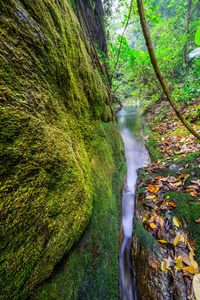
[117,106,150,300]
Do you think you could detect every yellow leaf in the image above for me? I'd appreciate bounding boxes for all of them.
[150,222,157,229]
[173,216,182,227]
[167,267,173,274]
[175,256,182,270]
[189,251,199,270]
[181,266,197,274]
[171,180,182,187]
[157,239,168,244]
[161,259,167,271]
[142,217,147,222]
[174,233,180,246]
[182,154,187,157]
[146,195,156,199]
[193,273,200,300]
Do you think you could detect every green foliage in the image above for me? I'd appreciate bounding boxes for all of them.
[107,0,200,106]
[195,26,200,45]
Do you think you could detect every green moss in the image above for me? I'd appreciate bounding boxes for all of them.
[0,0,126,299]
[134,220,160,253]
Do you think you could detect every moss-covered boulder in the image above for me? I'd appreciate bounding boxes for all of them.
[0,1,125,298]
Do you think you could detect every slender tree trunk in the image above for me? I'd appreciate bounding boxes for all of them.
[137,0,200,140]
[183,0,192,65]
[110,0,133,82]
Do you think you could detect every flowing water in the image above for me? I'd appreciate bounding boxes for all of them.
[117,105,150,300]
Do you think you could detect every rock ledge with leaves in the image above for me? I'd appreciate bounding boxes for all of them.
[132,100,200,300]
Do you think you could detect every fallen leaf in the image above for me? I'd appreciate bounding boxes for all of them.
[181,266,197,274]
[147,184,155,193]
[161,259,167,271]
[146,195,156,199]
[168,202,177,207]
[142,217,147,222]
[189,251,199,270]
[174,233,180,246]
[150,222,157,229]
[173,216,182,227]
[151,261,159,271]
[195,219,200,223]
[182,154,187,157]
[193,273,200,300]
[175,256,182,270]
[157,239,168,244]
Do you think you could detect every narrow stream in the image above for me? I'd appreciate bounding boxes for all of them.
[117,105,150,300]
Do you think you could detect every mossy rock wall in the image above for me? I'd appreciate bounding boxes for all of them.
[0,1,125,298]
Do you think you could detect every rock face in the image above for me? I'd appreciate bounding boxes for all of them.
[0,0,125,298]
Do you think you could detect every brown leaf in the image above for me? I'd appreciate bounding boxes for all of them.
[195,219,200,223]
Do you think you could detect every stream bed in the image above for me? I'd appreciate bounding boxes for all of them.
[117,105,150,300]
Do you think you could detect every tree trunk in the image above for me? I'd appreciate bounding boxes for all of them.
[137,0,200,140]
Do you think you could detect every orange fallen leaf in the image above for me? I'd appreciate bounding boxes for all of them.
[147,185,154,193]
[195,219,200,223]
[151,261,159,271]
[154,176,162,180]
[181,266,197,274]
[182,154,187,157]
[168,202,177,207]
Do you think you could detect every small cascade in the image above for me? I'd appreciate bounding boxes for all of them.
[117,105,150,299]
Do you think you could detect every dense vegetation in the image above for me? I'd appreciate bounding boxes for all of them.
[105,0,200,111]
